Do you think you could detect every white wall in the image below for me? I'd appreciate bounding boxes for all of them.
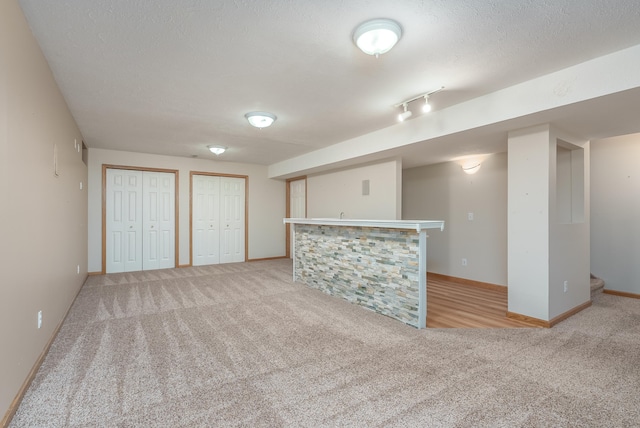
[403,153,508,285]
[87,148,285,272]
[508,124,590,321]
[548,127,590,319]
[306,159,402,219]
[591,133,640,294]
[1,0,87,417]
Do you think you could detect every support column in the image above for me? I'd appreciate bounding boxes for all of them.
[507,124,590,325]
[508,125,551,321]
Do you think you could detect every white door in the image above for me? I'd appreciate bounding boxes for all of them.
[289,179,306,258]
[192,175,220,266]
[106,169,143,273]
[142,171,175,270]
[220,177,245,263]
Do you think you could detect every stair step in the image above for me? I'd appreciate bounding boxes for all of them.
[590,274,604,296]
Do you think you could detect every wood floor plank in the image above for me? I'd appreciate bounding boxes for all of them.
[426,278,536,328]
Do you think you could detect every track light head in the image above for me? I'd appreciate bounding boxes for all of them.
[422,95,432,113]
[398,103,412,122]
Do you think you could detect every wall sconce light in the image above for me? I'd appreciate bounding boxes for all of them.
[353,18,402,58]
[455,155,490,174]
[462,163,482,174]
[245,111,277,128]
[395,87,444,122]
[208,145,227,155]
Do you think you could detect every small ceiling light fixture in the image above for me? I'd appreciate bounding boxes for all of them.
[394,87,444,122]
[208,145,227,155]
[398,103,412,122]
[353,18,402,58]
[422,95,432,113]
[245,111,276,128]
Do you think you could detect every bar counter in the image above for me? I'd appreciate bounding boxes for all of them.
[283,218,445,328]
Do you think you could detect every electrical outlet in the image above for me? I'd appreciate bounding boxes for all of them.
[563,281,568,293]
[37,311,42,329]
[468,212,474,221]
[462,258,468,266]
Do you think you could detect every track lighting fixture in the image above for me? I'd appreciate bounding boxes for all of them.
[394,87,444,122]
[398,103,412,122]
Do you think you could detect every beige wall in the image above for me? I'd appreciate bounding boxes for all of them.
[591,133,640,294]
[1,0,88,417]
[402,153,508,285]
[307,159,402,220]
[87,148,286,272]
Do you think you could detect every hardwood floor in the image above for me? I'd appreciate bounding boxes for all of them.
[427,276,536,328]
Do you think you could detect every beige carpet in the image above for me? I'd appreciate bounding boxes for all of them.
[9,259,640,427]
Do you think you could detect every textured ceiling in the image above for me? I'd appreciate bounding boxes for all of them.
[17,0,640,167]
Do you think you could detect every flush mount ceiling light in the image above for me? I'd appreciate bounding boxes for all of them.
[208,145,227,155]
[353,18,402,57]
[394,87,444,122]
[245,111,276,128]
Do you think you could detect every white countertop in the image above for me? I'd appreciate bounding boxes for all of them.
[283,218,445,232]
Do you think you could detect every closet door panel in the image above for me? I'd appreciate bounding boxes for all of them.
[220,177,245,264]
[192,175,220,266]
[106,169,143,273]
[143,171,175,270]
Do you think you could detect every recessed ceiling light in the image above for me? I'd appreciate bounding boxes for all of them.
[245,111,276,128]
[353,18,402,57]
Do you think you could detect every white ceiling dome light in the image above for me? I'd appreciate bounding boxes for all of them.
[208,145,227,155]
[245,111,277,128]
[353,18,402,57]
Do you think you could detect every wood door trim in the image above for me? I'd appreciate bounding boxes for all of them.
[102,164,179,274]
[189,171,249,265]
[285,176,307,258]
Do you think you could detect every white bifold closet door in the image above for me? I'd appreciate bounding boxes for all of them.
[106,169,175,273]
[192,174,220,266]
[192,175,245,266]
[142,172,175,270]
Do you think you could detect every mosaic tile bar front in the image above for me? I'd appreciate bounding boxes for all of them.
[294,224,421,327]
